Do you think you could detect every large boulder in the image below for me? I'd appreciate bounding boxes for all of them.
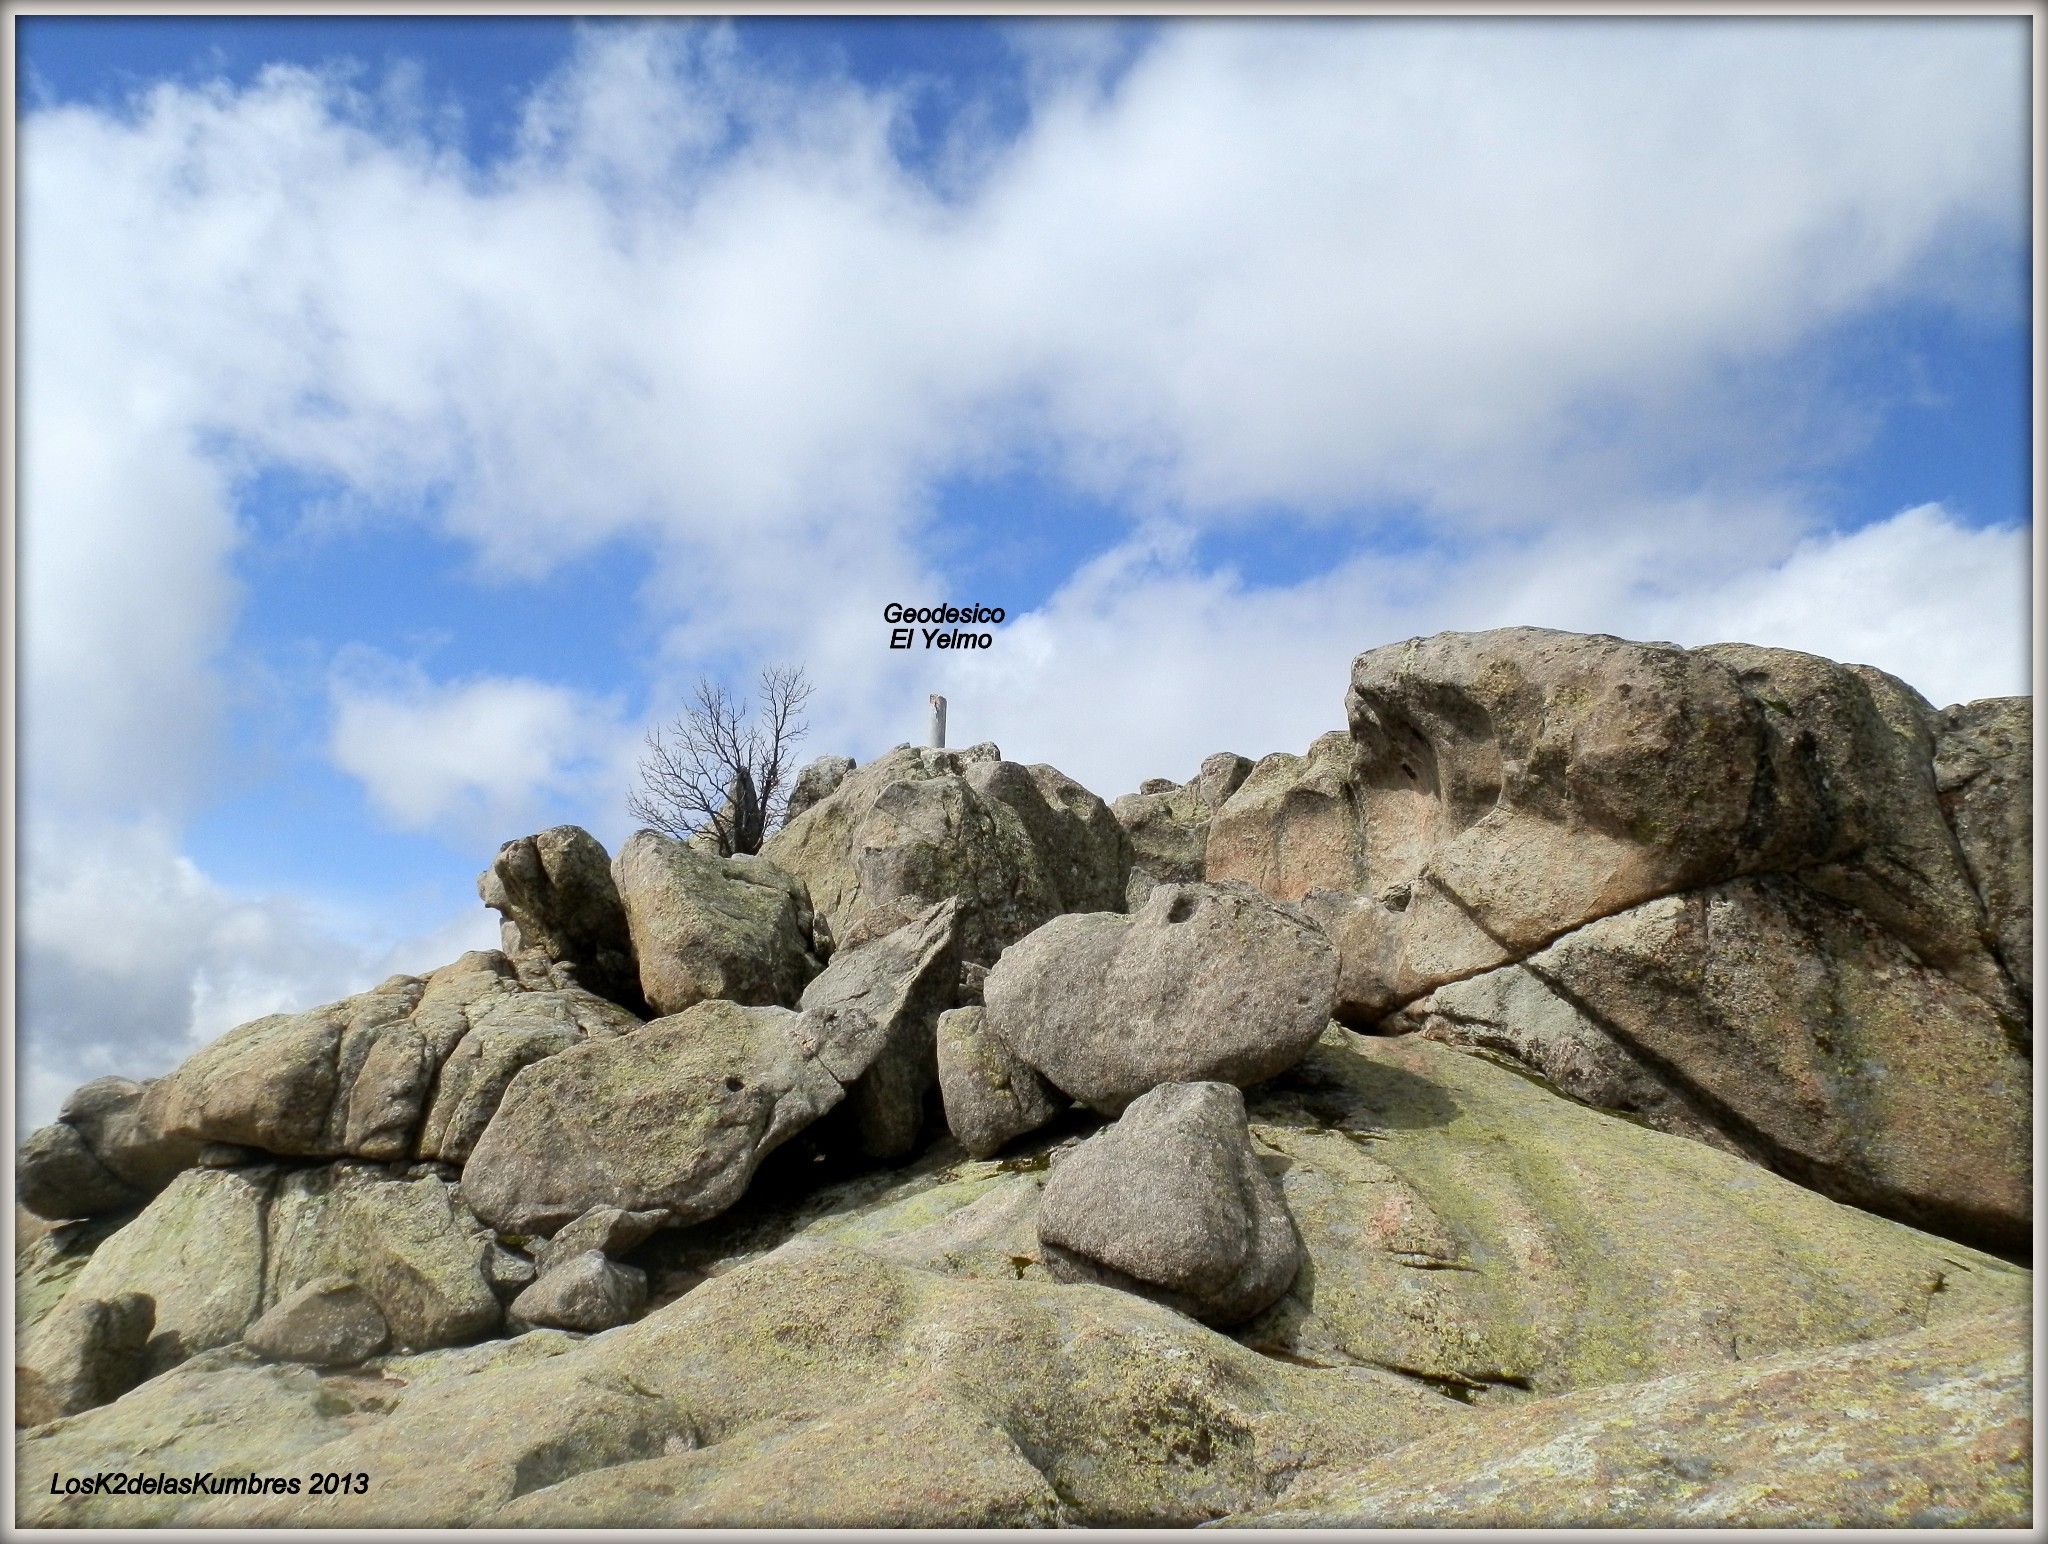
[794,897,962,1158]
[983,881,1338,1114]
[17,1123,142,1221]
[1933,696,2031,1004]
[1252,630,2014,1025]
[461,1000,846,1235]
[135,951,638,1163]
[1694,643,2010,1011]
[56,1076,207,1192]
[1229,1305,2031,1529]
[612,831,821,1016]
[261,1164,502,1351]
[935,1005,1064,1159]
[15,1291,154,1425]
[1387,875,2031,1256]
[17,1076,207,1221]
[1037,1081,1301,1327]
[478,825,645,1012]
[415,980,641,1163]
[785,754,856,823]
[1204,731,1364,901]
[761,744,1130,967]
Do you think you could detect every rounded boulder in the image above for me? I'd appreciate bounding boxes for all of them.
[983,882,1337,1115]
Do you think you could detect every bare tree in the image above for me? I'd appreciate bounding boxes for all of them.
[628,666,814,855]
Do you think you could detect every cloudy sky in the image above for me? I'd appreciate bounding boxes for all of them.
[15,14,2032,1128]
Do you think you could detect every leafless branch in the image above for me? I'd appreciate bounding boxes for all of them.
[628,665,814,855]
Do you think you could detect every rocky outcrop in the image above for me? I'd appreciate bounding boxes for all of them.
[1038,1081,1301,1326]
[786,754,856,823]
[24,1241,1458,1529]
[15,1345,422,1511]
[794,898,962,1158]
[761,744,1130,966]
[1238,1030,2029,1396]
[1187,631,2032,1256]
[612,832,822,1016]
[1229,1305,2032,1528]
[21,1028,2031,1526]
[461,1000,845,1235]
[129,952,638,1168]
[19,1159,502,1406]
[1388,875,2032,1255]
[983,881,1337,1114]
[1933,696,2032,1003]
[1271,631,2016,1024]
[935,1005,1064,1158]
[13,628,2033,1528]
[478,825,645,1011]
[1112,750,1254,907]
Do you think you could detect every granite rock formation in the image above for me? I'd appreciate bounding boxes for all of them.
[15,629,2031,1528]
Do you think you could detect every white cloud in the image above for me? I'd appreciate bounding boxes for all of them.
[894,502,2029,801]
[1643,504,2032,708]
[16,816,500,1131]
[22,19,2026,703]
[16,19,2030,1114]
[327,656,638,844]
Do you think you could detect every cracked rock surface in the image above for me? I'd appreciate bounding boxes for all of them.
[14,630,2033,1526]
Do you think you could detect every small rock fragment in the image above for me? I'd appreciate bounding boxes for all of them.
[508,1251,649,1334]
[535,1205,669,1272]
[483,1244,539,1302]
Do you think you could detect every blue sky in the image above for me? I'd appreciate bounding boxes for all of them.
[15,15,2032,1127]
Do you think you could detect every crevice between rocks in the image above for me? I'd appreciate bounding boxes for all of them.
[1349,871,2031,1266]
[1342,840,2020,1036]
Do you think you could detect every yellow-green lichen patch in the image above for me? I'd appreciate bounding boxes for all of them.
[1238,1030,2029,1403]
[1227,1303,2031,1528]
